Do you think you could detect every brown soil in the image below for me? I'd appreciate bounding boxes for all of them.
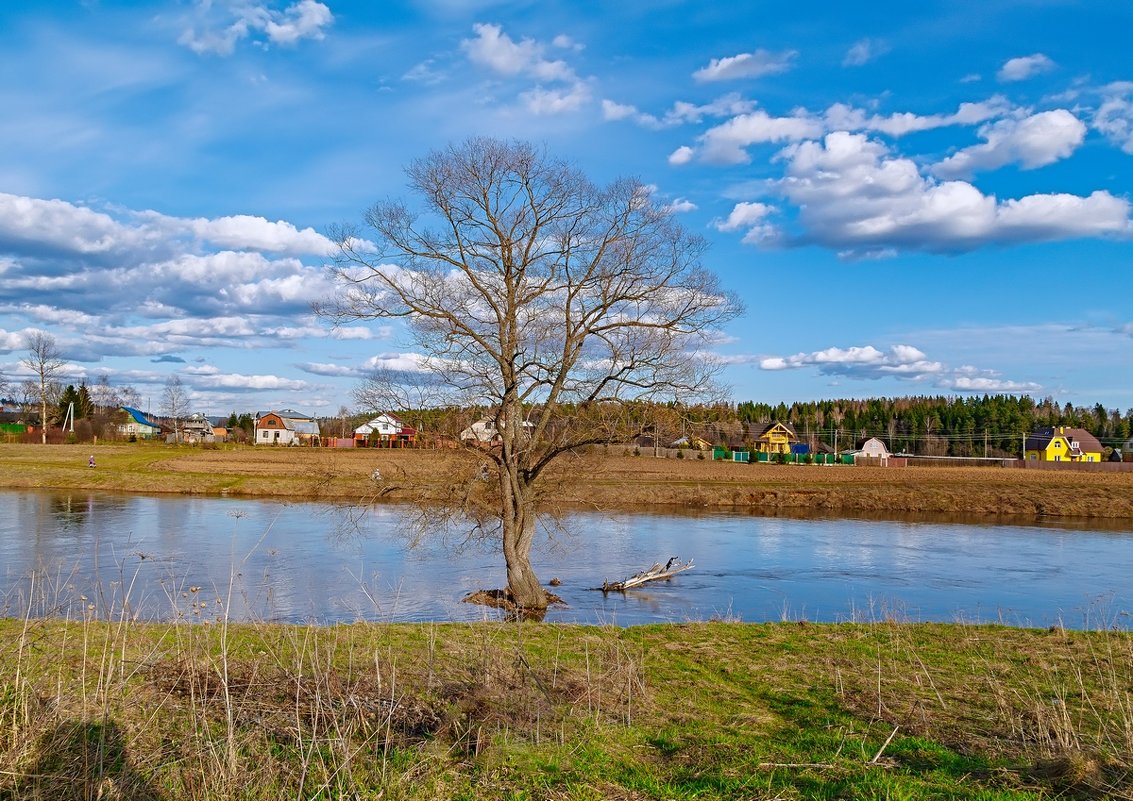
[2,443,1132,521]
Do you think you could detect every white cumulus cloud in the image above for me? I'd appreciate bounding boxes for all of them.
[997,53,1055,82]
[693,110,824,164]
[933,109,1086,178]
[693,49,797,82]
[1093,83,1133,154]
[757,342,1040,392]
[768,132,1133,255]
[823,97,1011,137]
[759,344,943,378]
[462,23,590,116]
[668,146,695,166]
[178,0,333,55]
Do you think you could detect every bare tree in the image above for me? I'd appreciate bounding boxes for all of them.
[21,332,65,444]
[119,385,143,410]
[320,138,741,612]
[91,373,122,415]
[161,375,189,442]
[18,380,38,416]
[0,370,10,402]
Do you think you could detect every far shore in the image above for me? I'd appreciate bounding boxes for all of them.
[2,442,1132,521]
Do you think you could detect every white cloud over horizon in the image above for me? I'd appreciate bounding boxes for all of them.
[756,342,1041,393]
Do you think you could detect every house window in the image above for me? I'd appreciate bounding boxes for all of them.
[1054,441,1061,448]
[1054,455,1061,462]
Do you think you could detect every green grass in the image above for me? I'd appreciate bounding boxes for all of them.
[1,618,1130,799]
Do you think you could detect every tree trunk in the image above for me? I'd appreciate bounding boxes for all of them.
[500,473,547,611]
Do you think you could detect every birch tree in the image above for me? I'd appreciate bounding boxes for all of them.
[162,375,188,442]
[319,138,740,612]
[22,332,65,445]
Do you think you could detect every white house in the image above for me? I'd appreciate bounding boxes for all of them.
[460,418,499,444]
[855,437,890,463]
[355,413,403,440]
[354,412,417,447]
[460,416,533,445]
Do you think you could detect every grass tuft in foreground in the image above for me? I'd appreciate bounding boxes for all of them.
[1,615,1131,800]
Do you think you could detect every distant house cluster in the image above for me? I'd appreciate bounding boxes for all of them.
[116,408,230,442]
[20,399,1127,469]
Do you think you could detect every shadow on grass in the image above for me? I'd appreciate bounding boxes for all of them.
[2,719,164,801]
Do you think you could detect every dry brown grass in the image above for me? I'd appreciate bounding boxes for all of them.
[2,442,1132,520]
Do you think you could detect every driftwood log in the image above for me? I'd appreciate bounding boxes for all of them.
[595,556,694,592]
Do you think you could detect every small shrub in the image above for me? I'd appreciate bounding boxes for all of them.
[697,451,705,460]
[633,447,641,456]
[676,449,685,459]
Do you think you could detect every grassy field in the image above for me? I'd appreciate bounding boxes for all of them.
[2,442,1133,520]
[1,616,1131,800]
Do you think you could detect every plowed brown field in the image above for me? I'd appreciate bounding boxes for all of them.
[2,443,1132,520]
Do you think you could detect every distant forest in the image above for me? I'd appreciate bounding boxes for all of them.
[716,395,1133,457]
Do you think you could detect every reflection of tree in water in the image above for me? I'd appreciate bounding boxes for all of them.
[44,493,94,534]
[4,719,164,801]
[38,492,135,536]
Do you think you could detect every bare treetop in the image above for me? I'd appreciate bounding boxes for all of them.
[324,138,738,414]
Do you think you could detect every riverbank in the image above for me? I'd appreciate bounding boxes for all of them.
[2,442,1133,520]
[1,617,1128,800]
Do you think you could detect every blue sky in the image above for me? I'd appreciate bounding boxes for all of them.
[1,0,1131,418]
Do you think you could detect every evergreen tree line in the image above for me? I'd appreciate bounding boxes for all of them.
[727,395,1133,457]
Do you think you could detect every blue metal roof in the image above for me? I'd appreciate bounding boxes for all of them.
[121,406,160,427]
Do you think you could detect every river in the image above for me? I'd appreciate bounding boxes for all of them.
[0,490,1129,628]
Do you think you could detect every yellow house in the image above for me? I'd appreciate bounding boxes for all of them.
[751,421,798,455]
[1024,426,1103,463]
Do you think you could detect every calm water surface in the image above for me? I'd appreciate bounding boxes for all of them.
[0,489,1129,628]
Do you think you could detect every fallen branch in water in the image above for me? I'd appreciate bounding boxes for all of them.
[594,556,694,592]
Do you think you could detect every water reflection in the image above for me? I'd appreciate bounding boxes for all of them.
[0,489,1130,629]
